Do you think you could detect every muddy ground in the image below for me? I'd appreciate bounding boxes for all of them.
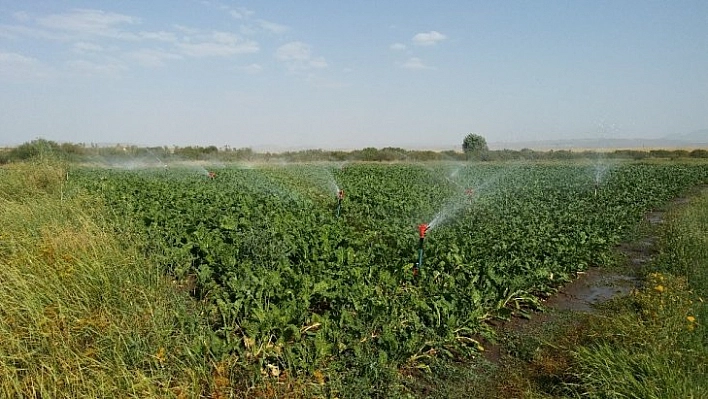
[479,195,681,366]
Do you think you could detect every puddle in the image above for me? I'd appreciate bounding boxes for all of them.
[646,212,664,225]
[479,193,701,363]
[481,269,638,363]
[479,189,706,371]
[548,270,637,312]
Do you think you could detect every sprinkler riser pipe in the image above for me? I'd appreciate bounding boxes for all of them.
[414,224,429,274]
[417,237,425,271]
[336,189,345,218]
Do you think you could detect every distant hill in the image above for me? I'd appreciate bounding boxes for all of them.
[490,130,708,151]
[665,129,708,144]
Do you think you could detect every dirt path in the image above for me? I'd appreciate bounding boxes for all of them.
[480,193,691,365]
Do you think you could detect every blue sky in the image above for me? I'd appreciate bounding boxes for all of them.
[0,1,706,149]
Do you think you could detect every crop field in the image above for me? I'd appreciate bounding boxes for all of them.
[68,161,707,389]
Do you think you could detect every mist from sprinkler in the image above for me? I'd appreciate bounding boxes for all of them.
[589,154,620,196]
[187,163,211,176]
[412,164,519,276]
[242,166,313,207]
[296,164,345,213]
[429,162,509,199]
[145,148,168,169]
[173,163,211,176]
[322,165,342,198]
[92,155,162,171]
[425,165,509,232]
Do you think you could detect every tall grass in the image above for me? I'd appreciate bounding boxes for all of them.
[653,188,708,296]
[0,162,220,397]
[568,188,708,398]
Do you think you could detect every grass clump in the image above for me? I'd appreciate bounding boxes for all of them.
[0,162,221,398]
[566,189,708,398]
[438,187,708,398]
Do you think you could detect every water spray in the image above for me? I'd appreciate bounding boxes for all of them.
[336,189,345,218]
[592,156,611,197]
[146,148,168,168]
[593,168,603,197]
[414,223,429,276]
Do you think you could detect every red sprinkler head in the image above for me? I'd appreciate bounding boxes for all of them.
[418,223,428,239]
[465,188,475,197]
[208,171,216,179]
[337,189,345,200]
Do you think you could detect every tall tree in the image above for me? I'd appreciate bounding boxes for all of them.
[462,133,488,160]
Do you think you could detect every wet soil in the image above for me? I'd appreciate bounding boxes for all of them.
[546,269,636,312]
[480,195,686,364]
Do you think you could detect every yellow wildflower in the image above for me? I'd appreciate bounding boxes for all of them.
[313,370,325,384]
[687,316,696,323]
[155,347,167,364]
[654,285,665,293]
[214,375,230,390]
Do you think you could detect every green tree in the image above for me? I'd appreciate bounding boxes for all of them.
[462,133,488,160]
[9,139,61,161]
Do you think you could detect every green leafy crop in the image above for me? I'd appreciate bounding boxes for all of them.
[69,161,708,381]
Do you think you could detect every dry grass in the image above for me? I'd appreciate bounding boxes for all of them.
[0,162,217,398]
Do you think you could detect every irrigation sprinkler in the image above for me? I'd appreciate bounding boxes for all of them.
[208,171,217,179]
[336,189,345,217]
[414,223,429,276]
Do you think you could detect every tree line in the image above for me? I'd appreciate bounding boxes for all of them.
[1,138,706,164]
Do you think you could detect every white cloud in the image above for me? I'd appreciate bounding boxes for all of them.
[185,44,255,58]
[1,7,275,75]
[240,25,257,35]
[308,56,328,69]
[200,1,255,23]
[12,11,31,22]
[390,43,407,51]
[412,30,446,46]
[401,57,432,70]
[229,7,255,20]
[176,31,259,57]
[139,30,177,42]
[306,74,350,89]
[0,51,51,81]
[275,41,328,71]
[65,59,127,76]
[178,41,258,57]
[0,52,37,64]
[276,41,311,61]
[126,49,182,67]
[37,9,140,40]
[258,19,288,34]
[73,41,104,53]
[173,24,200,35]
[216,31,253,46]
[0,24,68,40]
[240,63,263,74]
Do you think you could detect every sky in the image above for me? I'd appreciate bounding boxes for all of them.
[0,0,706,149]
